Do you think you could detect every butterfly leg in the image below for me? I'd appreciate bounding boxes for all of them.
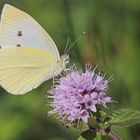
[52,69,55,87]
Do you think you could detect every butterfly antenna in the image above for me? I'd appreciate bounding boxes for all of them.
[64,37,70,54]
[65,32,86,54]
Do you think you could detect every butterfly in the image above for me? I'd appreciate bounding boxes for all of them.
[0,4,69,95]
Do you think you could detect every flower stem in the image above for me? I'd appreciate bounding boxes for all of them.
[108,131,121,140]
[97,129,121,140]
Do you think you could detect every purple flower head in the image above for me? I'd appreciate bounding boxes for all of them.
[48,64,111,124]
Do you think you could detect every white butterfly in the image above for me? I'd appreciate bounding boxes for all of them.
[0,4,69,95]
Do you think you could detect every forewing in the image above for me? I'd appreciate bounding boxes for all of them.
[0,4,60,61]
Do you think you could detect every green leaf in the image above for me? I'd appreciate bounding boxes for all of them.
[108,108,140,127]
[88,115,99,129]
[78,134,102,140]
[79,129,96,140]
[77,136,86,140]
[96,134,102,140]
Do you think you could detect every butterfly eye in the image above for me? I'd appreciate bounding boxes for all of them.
[65,55,69,64]
[61,55,69,64]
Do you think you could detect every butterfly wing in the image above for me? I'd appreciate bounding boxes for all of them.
[0,4,63,95]
[0,4,60,61]
[0,47,57,95]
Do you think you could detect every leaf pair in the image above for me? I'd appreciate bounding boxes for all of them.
[78,108,140,140]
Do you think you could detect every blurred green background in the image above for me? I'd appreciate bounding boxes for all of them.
[0,0,140,140]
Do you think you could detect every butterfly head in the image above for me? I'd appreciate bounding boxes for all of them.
[56,54,69,73]
[60,54,69,65]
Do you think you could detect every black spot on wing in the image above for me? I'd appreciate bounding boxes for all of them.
[17,31,22,37]
[17,44,21,47]
[0,46,1,49]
